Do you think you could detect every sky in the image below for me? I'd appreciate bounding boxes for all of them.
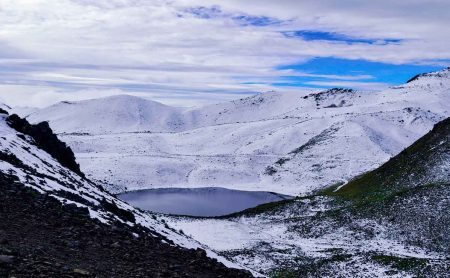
[0,0,449,107]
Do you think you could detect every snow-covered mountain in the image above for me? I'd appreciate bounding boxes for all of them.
[26,95,190,134]
[25,68,450,195]
[0,110,251,275]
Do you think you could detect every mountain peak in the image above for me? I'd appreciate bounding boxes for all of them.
[406,67,450,83]
[26,95,186,134]
[55,94,166,107]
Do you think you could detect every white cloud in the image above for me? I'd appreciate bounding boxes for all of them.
[0,0,448,107]
[0,84,255,108]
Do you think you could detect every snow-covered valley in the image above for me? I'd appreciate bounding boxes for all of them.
[23,68,450,196]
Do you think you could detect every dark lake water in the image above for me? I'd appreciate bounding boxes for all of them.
[118,187,292,217]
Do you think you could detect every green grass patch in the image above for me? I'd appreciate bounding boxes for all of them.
[269,269,298,278]
[371,254,428,271]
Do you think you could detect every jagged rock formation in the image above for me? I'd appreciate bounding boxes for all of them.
[6,114,82,175]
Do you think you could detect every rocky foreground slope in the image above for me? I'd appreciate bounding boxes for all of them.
[0,110,252,277]
[166,117,450,277]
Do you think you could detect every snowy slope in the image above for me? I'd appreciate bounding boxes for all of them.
[0,112,250,272]
[184,89,316,127]
[26,95,189,134]
[25,68,450,195]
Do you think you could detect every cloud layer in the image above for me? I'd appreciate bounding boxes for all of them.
[0,0,448,107]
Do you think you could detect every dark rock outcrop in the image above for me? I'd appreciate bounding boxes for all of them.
[406,67,450,83]
[5,114,82,176]
[100,197,136,223]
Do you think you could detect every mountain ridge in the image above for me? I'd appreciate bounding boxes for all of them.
[25,95,188,134]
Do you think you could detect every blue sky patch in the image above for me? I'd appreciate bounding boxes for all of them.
[186,6,283,26]
[232,15,283,26]
[283,31,402,45]
[274,58,442,88]
[185,6,222,19]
